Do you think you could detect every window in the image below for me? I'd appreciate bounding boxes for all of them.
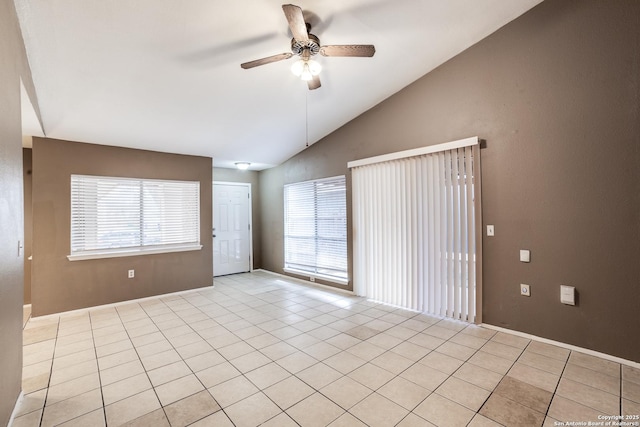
[284,175,348,284]
[69,175,201,260]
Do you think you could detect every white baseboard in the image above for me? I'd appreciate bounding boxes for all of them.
[254,269,355,296]
[482,323,640,369]
[8,391,25,427]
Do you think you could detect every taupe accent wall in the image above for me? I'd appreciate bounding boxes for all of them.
[213,167,262,269]
[31,138,213,316]
[259,0,640,362]
[0,0,41,422]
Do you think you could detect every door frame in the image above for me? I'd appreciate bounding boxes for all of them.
[213,181,253,273]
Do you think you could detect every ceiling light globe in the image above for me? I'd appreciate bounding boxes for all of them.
[291,60,305,77]
[307,59,322,76]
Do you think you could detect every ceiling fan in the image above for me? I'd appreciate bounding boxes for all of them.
[241,4,376,90]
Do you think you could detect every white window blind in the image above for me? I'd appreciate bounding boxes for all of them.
[351,138,482,323]
[284,175,348,284]
[69,175,201,260]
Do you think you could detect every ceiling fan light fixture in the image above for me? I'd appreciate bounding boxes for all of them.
[291,59,321,81]
[235,162,251,170]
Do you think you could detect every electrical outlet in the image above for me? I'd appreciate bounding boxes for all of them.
[128,269,135,279]
[520,284,530,297]
[309,277,315,282]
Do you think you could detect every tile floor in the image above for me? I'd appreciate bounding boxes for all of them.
[13,271,640,427]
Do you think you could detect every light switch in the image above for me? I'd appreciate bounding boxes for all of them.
[561,285,575,305]
[487,225,495,236]
[520,250,530,263]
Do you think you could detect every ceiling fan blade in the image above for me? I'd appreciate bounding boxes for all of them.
[307,75,321,90]
[320,45,376,57]
[282,4,309,42]
[240,53,293,69]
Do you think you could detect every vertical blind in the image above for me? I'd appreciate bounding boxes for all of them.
[70,175,200,257]
[351,142,481,322]
[284,175,348,282]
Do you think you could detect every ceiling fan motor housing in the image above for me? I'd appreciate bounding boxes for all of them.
[291,33,320,56]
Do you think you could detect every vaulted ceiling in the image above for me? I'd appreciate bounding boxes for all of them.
[17,0,542,170]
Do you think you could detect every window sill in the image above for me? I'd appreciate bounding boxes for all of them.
[283,268,349,286]
[68,244,203,261]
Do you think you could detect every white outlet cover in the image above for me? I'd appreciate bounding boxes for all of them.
[520,250,531,263]
[520,284,530,296]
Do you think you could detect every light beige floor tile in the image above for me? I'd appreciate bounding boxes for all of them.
[23,324,58,345]
[46,372,100,406]
[568,351,620,377]
[260,341,298,360]
[624,365,640,385]
[105,390,162,426]
[624,378,640,403]
[377,376,431,411]
[53,339,95,358]
[479,393,545,427]
[188,410,234,427]
[22,372,51,394]
[164,390,221,427]
[130,331,165,348]
[95,339,134,358]
[400,363,449,391]
[481,341,523,361]
[287,332,322,350]
[93,331,128,347]
[547,395,602,422]
[345,341,386,361]
[102,373,152,405]
[11,408,43,427]
[264,376,315,410]
[15,389,47,418]
[453,362,504,391]
[467,413,503,427]
[230,350,272,373]
[147,360,191,387]
[155,374,205,406]
[23,340,56,366]
[41,388,103,427]
[493,375,552,413]
[423,325,458,340]
[245,362,290,389]
[460,325,497,340]
[623,398,640,416]
[389,341,432,361]
[365,332,403,350]
[22,359,53,380]
[468,350,515,375]
[196,361,242,388]
[370,350,414,375]
[563,363,620,395]
[519,348,566,375]
[97,349,139,371]
[140,349,182,371]
[526,340,570,361]
[260,412,299,427]
[449,332,487,350]
[56,409,105,427]
[100,360,145,386]
[218,341,255,359]
[350,392,409,427]
[556,377,619,413]
[396,413,436,427]
[490,332,530,349]
[415,393,475,427]
[348,362,395,390]
[184,350,225,372]
[436,376,491,411]
[325,333,362,350]
[385,325,420,340]
[508,362,560,393]
[419,350,464,374]
[209,375,260,408]
[175,340,213,359]
[320,376,372,409]
[120,408,169,427]
[225,392,282,427]
[245,332,281,350]
[287,392,345,427]
[296,362,343,389]
[49,359,97,386]
[277,351,319,374]
[168,332,204,348]
[303,341,342,360]
[134,339,173,358]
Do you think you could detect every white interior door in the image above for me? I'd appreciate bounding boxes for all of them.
[213,183,251,277]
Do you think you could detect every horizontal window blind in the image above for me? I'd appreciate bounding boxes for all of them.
[70,175,200,257]
[284,176,348,282]
[351,142,481,323]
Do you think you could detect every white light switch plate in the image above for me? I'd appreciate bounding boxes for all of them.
[560,285,575,305]
[520,250,530,263]
[487,225,495,236]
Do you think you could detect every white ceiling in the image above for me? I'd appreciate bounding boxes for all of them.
[16,0,542,170]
